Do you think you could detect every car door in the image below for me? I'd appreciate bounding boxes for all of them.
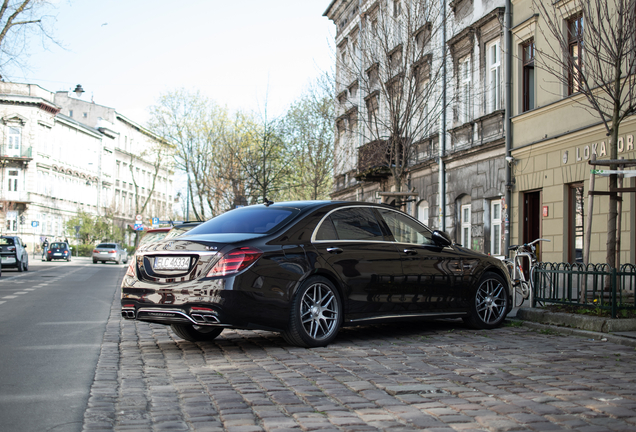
[312,206,404,320]
[376,208,464,313]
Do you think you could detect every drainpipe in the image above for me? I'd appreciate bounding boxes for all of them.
[439,0,447,232]
[504,0,512,254]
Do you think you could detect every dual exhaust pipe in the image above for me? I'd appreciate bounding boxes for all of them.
[121,308,222,325]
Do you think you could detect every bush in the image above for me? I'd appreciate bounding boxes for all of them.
[72,244,95,257]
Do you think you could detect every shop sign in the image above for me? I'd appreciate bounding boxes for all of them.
[562,134,634,164]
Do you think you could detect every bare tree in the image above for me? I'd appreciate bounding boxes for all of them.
[280,77,335,201]
[532,0,636,268]
[0,0,58,75]
[230,104,294,204]
[149,90,254,218]
[336,0,448,195]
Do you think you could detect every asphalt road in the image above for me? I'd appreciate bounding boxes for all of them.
[0,257,125,432]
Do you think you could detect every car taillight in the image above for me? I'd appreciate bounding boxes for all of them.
[206,247,262,277]
[7,246,15,252]
[109,250,116,253]
[125,259,135,277]
[93,249,99,253]
[47,250,52,254]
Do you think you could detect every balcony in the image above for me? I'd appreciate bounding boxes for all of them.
[0,145,33,162]
[2,190,30,203]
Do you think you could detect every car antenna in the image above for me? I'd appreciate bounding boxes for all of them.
[263,198,274,206]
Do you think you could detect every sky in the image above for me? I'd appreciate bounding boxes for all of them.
[6,0,336,124]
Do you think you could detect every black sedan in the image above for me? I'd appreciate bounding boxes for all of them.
[121,201,512,347]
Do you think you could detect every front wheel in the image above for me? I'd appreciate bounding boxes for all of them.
[283,276,342,348]
[464,272,509,329]
[170,324,223,342]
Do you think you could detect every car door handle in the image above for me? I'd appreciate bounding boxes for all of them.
[326,247,343,254]
[403,249,418,255]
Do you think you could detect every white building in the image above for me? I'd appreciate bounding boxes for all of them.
[0,82,174,250]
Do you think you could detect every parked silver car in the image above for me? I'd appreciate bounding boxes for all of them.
[92,243,128,264]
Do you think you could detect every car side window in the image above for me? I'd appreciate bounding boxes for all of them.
[328,207,384,241]
[377,208,434,245]
[315,216,338,240]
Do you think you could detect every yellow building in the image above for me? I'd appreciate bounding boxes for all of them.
[509,0,635,265]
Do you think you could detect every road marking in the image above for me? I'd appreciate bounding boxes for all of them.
[37,321,105,325]
[25,288,35,291]
[14,292,27,294]
[0,301,5,305]
[2,295,17,299]
[17,344,102,350]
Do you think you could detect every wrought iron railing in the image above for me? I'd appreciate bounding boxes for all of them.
[533,262,636,318]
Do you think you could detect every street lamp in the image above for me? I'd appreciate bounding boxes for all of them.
[74,84,85,98]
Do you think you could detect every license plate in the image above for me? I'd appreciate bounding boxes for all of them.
[54,253,61,256]
[154,256,190,271]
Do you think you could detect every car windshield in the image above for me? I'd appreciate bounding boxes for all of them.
[97,243,116,249]
[138,231,169,246]
[50,242,66,249]
[188,207,297,235]
[0,238,15,246]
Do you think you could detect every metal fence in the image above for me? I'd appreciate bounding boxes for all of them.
[532,262,636,318]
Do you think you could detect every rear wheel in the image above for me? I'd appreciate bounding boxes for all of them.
[170,324,223,342]
[17,258,23,272]
[283,276,342,348]
[93,259,97,264]
[464,272,509,329]
[22,258,28,271]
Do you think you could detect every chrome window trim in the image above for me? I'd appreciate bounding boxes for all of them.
[311,205,437,247]
[135,250,219,257]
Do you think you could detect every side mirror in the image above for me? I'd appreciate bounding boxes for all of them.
[432,230,452,247]
[24,244,27,248]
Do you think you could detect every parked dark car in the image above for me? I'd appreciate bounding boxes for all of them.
[0,236,28,272]
[46,241,72,261]
[121,201,512,347]
[163,221,204,240]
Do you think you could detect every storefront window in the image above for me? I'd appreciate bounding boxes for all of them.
[569,183,584,263]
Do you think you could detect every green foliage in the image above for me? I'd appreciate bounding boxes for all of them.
[64,210,125,247]
[74,244,96,257]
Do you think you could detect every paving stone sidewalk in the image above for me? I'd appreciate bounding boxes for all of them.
[83,296,636,432]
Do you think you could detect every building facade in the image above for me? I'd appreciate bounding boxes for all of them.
[509,0,635,265]
[0,82,174,250]
[325,0,509,256]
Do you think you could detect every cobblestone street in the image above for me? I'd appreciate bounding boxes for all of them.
[83,297,636,432]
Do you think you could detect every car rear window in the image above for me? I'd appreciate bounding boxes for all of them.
[0,238,15,246]
[188,207,297,235]
[139,231,168,246]
[50,242,66,249]
[97,243,116,249]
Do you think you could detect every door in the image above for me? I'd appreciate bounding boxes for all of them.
[312,206,404,320]
[523,190,542,270]
[376,208,464,313]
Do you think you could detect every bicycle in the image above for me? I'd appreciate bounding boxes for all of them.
[503,238,550,307]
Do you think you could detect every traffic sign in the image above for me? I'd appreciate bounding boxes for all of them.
[152,217,159,225]
[135,214,143,221]
[31,221,39,227]
[134,223,144,231]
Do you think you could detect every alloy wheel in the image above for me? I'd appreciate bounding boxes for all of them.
[300,282,339,341]
[475,277,507,325]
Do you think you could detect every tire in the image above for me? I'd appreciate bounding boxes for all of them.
[283,276,342,348]
[170,324,223,342]
[17,258,23,272]
[93,259,97,264]
[464,272,509,329]
[23,257,28,271]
